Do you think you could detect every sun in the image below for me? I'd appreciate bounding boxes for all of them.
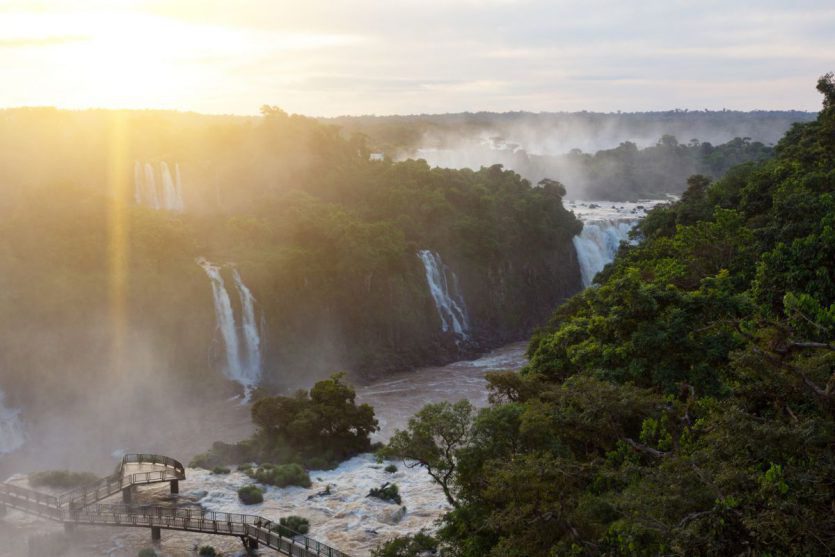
[0,9,235,110]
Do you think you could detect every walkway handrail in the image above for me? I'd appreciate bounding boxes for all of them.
[121,453,186,476]
[57,453,185,508]
[0,482,59,507]
[1,452,350,557]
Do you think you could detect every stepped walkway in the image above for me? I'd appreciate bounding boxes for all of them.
[0,453,349,556]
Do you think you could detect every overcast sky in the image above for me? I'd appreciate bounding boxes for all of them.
[0,0,832,116]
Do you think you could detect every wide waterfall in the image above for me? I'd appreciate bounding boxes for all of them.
[133,161,143,205]
[418,250,470,338]
[198,258,263,394]
[232,268,262,382]
[0,389,25,455]
[143,162,160,210]
[570,200,664,287]
[174,163,185,212]
[133,160,185,212]
[160,162,179,211]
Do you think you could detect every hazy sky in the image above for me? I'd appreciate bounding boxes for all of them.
[1,0,832,116]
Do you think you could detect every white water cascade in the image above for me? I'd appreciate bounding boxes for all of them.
[0,389,25,455]
[133,161,143,205]
[232,268,262,382]
[133,160,185,212]
[174,163,185,212]
[197,258,263,394]
[143,162,160,210]
[418,250,470,338]
[160,162,179,211]
[570,200,664,287]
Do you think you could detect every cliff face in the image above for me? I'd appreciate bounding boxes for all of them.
[0,108,584,415]
[234,236,582,389]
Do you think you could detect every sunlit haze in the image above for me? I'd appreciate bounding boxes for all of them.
[1,0,833,115]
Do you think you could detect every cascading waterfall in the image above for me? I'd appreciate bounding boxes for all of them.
[0,389,25,455]
[133,160,143,205]
[160,162,179,211]
[418,250,470,338]
[232,268,262,383]
[133,161,184,212]
[174,163,185,212]
[143,162,160,210]
[573,219,637,287]
[570,200,664,287]
[197,258,262,394]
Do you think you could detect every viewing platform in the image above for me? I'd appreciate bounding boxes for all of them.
[0,453,349,556]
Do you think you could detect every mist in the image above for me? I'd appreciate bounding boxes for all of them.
[327,110,816,199]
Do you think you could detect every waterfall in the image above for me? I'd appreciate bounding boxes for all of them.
[0,389,25,455]
[570,200,665,287]
[198,258,262,394]
[232,269,262,384]
[160,162,178,211]
[174,163,185,212]
[143,163,160,210]
[133,160,143,205]
[133,161,185,212]
[418,250,470,338]
[572,219,636,286]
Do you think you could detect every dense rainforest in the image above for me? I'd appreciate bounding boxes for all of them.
[326,110,813,200]
[385,75,835,555]
[0,106,581,417]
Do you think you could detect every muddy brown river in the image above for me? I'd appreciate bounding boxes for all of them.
[0,343,527,557]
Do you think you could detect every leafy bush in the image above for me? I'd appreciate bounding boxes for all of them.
[371,532,438,557]
[137,549,157,557]
[29,470,98,490]
[368,482,401,504]
[247,463,311,488]
[384,464,398,473]
[198,547,217,557]
[272,515,311,537]
[237,485,264,505]
[211,466,230,475]
[189,440,259,469]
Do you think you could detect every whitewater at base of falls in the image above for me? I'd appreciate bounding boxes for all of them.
[570,200,667,287]
[0,343,528,557]
[0,390,24,455]
[197,258,263,396]
[418,250,471,338]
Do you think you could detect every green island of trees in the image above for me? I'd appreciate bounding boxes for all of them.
[382,74,835,556]
[192,373,378,473]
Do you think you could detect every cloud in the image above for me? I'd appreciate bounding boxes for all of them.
[0,35,89,48]
[0,0,832,114]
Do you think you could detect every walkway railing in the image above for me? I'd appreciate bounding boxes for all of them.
[0,452,350,557]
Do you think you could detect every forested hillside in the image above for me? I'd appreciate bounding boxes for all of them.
[0,107,581,415]
[386,76,835,556]
[327,110,813,200]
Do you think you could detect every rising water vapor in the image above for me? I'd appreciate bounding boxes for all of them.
[0,390,24,455]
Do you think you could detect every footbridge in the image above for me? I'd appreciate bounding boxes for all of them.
[0,453,349,556]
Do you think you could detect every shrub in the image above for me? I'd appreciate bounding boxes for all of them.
[371,532,438,557]
[29,470,98,490]
[384,464,398,473]
[272,515,311,537]
[368,482,401,504]
[237,485,264,505]
[198,547,217,557]
[211,466,230,475]
[248,463,311,488]
[137,549,157,557]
